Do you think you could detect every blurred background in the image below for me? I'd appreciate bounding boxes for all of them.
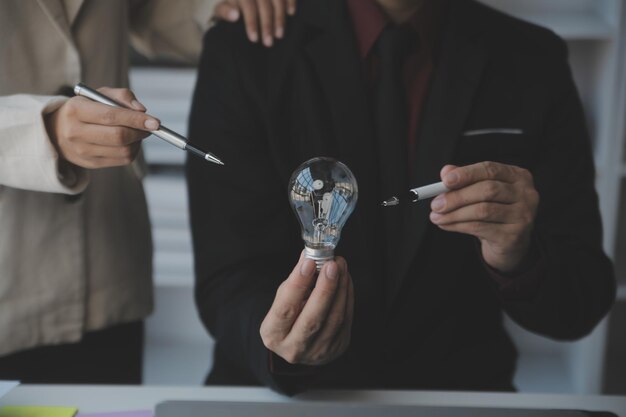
[132,0,626,394]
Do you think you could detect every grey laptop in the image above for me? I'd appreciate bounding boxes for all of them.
[156,400,617,417]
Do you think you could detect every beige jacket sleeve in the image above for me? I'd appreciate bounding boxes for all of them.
[0,94,88,194]
[129,0,218,64]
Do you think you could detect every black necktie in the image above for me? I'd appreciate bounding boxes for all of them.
[374,26,411,293]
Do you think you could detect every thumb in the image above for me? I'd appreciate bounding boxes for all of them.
[440,164,458,181]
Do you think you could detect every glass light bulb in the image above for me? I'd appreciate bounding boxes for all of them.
[288,157,358,270]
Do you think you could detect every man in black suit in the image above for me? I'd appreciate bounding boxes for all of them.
[186,0,616,394]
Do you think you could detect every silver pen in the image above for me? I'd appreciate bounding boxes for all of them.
[382,181,449,206]
[73,83,224,165]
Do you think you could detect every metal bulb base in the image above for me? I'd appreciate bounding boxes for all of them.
[304,246,334,272]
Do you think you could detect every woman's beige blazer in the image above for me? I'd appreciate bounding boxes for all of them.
[0,0,212,356]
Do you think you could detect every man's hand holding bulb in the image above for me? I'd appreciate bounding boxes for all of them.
[260,254,354,366]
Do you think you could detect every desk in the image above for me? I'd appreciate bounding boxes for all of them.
[3,386,626,416]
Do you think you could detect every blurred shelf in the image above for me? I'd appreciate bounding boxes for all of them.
[143,284,214,385]
[618,283,626,301]
[153,272,194,288]
[503,315,578,393]
[514,353,573,393]
[129,67,197,96]
[138,99,190,120]
[130,67,196,166]
[154,251,193,282]
[143,343,212,385]
[150,209,189,229]
[143,175,188,209]
[144,172,195,289]
[144,136,187,166]
[153,228,192,253]
[478,0,619,40]
[520,13,616,40]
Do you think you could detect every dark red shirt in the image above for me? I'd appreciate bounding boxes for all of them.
[346,0,445,166]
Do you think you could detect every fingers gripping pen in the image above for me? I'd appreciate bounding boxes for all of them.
[73,83,224,165]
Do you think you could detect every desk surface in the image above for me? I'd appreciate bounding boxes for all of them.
[3,386,626,416]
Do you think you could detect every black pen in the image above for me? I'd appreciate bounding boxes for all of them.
[73,83,224,165]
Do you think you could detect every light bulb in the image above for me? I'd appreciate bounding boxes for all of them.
[288,157,358,270]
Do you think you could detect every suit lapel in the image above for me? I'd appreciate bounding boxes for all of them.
[296,0,380,261]
[65,0,85,27]
[37,0,72,43]
[306,20,376,181]
[387,0,489,305]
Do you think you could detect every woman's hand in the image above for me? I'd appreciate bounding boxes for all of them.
[212,0,296,47]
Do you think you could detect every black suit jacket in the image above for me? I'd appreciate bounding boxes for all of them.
[186,0,615,394]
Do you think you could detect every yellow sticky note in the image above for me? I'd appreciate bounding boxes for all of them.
[0,406,77,417]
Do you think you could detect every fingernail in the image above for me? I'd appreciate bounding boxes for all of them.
[445,172,459,186]
[300,259,315,277]
[131,100,146,111]
[325,263,338,280]
[430,212,442,222]
[288,6,296,15]
[228,10,239,21]
[144,119,159,130]
[249,31,258,42]
[275,27,284,38]
[431,195,445,211]
[263,35,273,47]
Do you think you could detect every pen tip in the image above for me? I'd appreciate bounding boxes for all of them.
[381,197,400,207]
[205,154,225,165]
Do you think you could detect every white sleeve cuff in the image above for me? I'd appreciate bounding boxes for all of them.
[0,94,89,194]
